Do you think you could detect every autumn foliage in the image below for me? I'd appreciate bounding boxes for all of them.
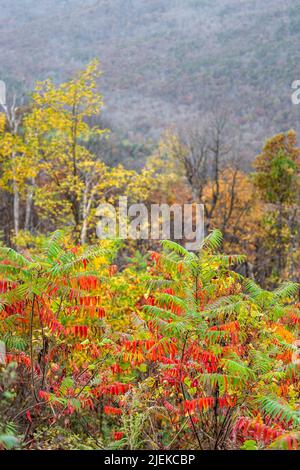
[0,61,299,452]
[0,230,299,450]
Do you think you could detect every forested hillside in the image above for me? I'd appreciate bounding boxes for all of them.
[0,2,299,453]
[1,0,300,157]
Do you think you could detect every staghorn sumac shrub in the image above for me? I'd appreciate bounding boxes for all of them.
[0,230,299,450]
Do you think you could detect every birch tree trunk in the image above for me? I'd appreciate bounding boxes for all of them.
[13,179,19,237]
[1,96,22,240]
[24,178,35,232]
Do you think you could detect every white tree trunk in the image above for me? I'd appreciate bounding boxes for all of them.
[13,177,19,237]
[24,178,35,231]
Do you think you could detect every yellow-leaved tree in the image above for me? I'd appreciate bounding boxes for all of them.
[23,60,109,242]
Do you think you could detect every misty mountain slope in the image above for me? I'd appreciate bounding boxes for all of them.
[0,0,300,156]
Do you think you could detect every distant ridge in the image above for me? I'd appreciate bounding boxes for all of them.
[0,0,300,159]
